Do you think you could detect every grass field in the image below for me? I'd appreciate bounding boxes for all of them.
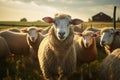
[0,21,120,29]
[0,21,50,30]
[83,22,120,28]
[0,21,119,80]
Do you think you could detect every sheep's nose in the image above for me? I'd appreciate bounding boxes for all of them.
[31,37,35,42]
[32,37,34,40]
[58,32,65,36]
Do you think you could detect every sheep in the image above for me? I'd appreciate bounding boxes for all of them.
[84,27,106,55]
[8,27,21,32]
[0,36,10,79]
[0,30,30,55]
[0,30,31,78]
[0,30,41,79]
[100,27,120,55]
[74,30,98,80]
[99,48,120,80]
[84,27,100,47]
[21,26,44,54]
[38,13,83,80]
[21,26,44,77]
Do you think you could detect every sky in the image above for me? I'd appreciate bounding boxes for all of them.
[0,0,120,21]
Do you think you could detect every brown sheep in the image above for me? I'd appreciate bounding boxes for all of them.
[0,30,30,55]
[21,26,45,78]
[84,27,101,48]
[99,48,120,80]
[84,27,106,56]
[100,27,120,54]
[74,31,98,80]
[0,36,10,79]
[21,26,44,54]
[38,13,83,80]
[0,30,41,79]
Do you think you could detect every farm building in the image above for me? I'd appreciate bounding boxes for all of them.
[92,12,112,22]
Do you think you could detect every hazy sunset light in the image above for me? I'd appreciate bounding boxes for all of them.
[0,0,120,21]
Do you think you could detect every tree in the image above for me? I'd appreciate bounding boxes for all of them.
[88,18,92,22]
[20,18,27,22]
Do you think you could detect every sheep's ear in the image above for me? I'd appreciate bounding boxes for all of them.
[37,29,43,32]
[42,17,54,23]
[21,29,28,33]
[71,19,83,25]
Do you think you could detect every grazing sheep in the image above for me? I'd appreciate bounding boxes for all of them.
[0,36,10,79]
[38,13,83,80]
[74,31,98,80]
[100,27,120,54]
[99,48,120,80]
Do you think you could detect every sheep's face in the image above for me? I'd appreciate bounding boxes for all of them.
[42,13,83,41]
[100,29,114,46]
[53,17,71,41]
[22,27,42,43]
[27,29,39,42]
[81,32,95,48]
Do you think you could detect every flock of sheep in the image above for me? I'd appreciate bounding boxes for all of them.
[0,13,120,80]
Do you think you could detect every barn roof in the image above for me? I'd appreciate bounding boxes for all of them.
[92,12,112,18]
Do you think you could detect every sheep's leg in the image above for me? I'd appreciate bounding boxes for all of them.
[80,66,83,80]
[87,63,92,79]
